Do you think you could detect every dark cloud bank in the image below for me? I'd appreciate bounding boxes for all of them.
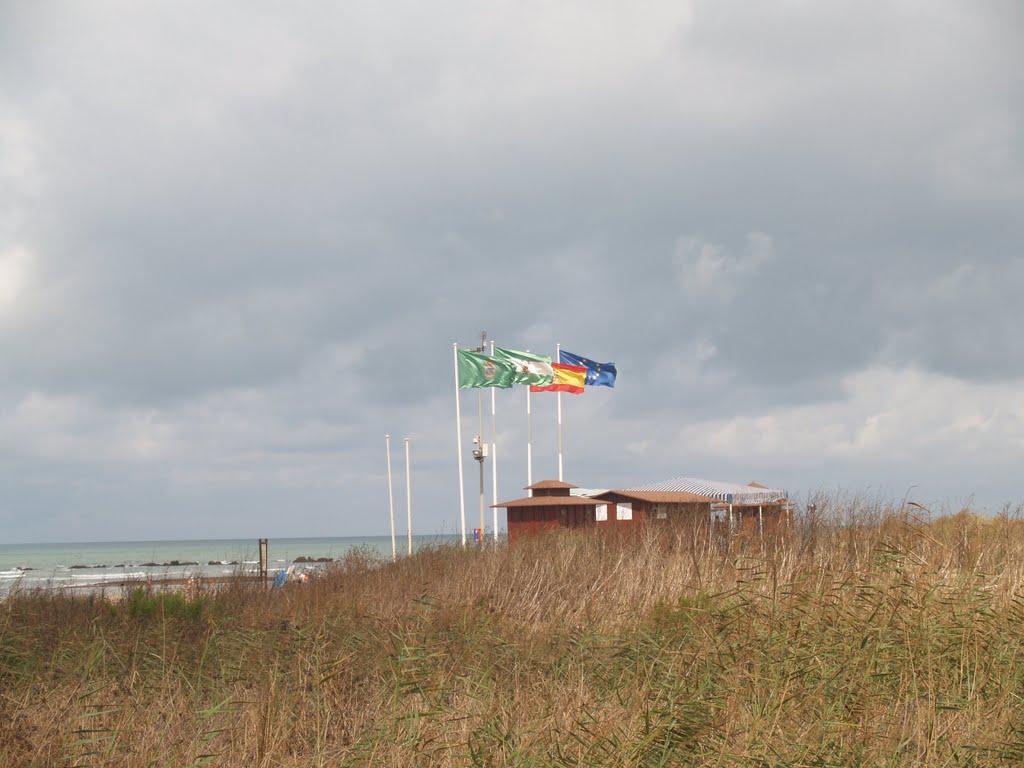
[0,1,1021,542]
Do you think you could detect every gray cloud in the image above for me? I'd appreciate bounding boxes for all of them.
[1,1,1023,542]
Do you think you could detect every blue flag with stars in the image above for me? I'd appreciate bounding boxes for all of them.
[559,350,617,387]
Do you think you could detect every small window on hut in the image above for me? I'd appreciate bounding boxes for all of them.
[617,503,633,521]
[595,504,608,521]
[654,504,668,520]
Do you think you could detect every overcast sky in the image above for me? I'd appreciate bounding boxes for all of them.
[1,1,1022,543]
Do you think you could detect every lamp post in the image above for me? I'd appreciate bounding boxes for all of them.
[470,331,487,542]
[472,435,487,542]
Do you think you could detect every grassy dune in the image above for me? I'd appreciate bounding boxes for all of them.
[4,499,1024,766]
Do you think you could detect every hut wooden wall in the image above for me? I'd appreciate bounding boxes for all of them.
[507,504,597,541]
[507,507,558,541]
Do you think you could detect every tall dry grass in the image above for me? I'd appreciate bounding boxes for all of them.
[4,497,1024,766]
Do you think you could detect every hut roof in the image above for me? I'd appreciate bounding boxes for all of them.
[525,479,578,490]
[592,490,715,504]
[492,495,602,509]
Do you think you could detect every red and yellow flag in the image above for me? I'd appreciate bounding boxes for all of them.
[529,363,586,395]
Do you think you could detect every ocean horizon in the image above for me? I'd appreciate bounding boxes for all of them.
[0,534,464,592]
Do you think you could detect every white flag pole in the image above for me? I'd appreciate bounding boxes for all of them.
[526,385,533,490]
[404,437,412,556]
[477,388,485,540]
[556,342,563,482]
[490,340,499,541]
[453,343,467,547]
[386,433,396,561]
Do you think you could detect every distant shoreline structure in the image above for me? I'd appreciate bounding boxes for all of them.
[0,534,462,592]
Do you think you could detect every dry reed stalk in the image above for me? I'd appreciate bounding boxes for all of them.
[6,497,1024,765]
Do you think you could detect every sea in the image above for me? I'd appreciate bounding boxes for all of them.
[0,534,460,594]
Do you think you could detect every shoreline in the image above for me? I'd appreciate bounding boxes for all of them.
[1,569,311,599]
[0,534,456,581]
[0,573,273,602]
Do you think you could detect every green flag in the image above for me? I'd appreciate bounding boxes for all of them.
[457,349,516,388]
[491,347,555,386]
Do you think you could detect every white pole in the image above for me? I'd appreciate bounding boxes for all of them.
[527,347,536,491]
[453,343,467,547]
[478,390,485,539]
[556,342,563,482]
[490,341,499,541]
[404,437,412,556]
[386,433,396,561]
[758,505,763,537]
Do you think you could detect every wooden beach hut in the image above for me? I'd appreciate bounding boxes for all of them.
[592,477,791,534]
[494,477,792,540]
[493,480,603,542]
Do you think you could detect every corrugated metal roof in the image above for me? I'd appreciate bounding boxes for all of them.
[623,477,787,505]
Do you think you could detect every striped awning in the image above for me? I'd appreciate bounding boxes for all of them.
[623,477,787,505]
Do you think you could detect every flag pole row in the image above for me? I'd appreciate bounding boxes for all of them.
[452,342,617,545]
